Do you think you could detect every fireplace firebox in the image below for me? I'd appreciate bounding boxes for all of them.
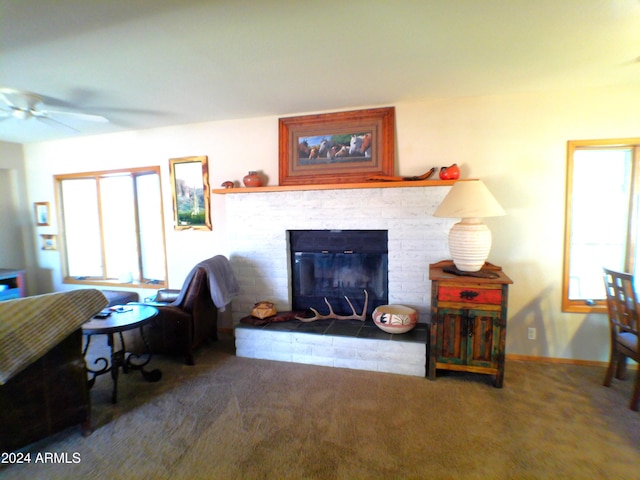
[289,230,388,317]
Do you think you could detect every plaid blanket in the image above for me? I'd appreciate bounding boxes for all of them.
[0,289,107,384]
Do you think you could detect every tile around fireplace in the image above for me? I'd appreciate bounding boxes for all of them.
[237,317,428,344]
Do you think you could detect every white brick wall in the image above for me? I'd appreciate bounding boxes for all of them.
[223,185,453,324]
[235,326,427,377]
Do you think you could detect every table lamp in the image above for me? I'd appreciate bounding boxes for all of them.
[433,179,506,272]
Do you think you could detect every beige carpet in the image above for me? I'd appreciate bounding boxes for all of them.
[1,333,639,479]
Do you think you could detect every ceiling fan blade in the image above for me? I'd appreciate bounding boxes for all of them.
[0,88,108,130]
[0,91,15,108]
[37,109,109,123]
[35,115,80,133]
[0,88,41,111]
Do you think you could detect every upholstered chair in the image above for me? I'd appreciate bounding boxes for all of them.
[124,255,239,365]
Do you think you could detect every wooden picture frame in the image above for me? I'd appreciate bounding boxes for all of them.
[169,155,211,230]
[40,234,57,251]
[34,201,50,226]
[279,107,395,186]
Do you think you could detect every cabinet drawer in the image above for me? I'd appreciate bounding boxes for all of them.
[438,286,502,305]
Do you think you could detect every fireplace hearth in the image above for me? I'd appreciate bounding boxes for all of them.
[235,318,428,377]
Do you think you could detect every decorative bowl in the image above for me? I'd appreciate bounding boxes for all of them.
[372,305,418,334]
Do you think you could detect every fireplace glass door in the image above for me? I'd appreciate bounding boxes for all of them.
[290,230,388,317]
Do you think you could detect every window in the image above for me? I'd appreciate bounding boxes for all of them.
[55,167,167,288]
[563,138,640,313]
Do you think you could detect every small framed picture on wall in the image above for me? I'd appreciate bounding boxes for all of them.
[40,234,57,251]
[34,201,50,226]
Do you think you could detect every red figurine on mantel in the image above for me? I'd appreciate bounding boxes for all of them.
[439,163,460,180]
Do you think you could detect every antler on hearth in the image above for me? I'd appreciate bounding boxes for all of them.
[295,289,369,322]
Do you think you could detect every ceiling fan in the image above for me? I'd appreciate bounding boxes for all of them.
[0,87,109,132]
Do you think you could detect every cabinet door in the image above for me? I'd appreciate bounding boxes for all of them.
[466,310,500,368]
[435,309,466,365]
[436,308,500,368]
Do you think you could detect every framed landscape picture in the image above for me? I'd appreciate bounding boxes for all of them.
[169,155,211,230]
[278,107,395,186]
[34,201,50,226]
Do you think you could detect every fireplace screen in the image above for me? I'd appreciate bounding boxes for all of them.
[289,230,388,317]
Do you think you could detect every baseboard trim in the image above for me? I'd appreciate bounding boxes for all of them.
[507,354,639,370]
[507,354,608,368]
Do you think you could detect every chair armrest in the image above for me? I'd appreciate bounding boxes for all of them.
[153,289,181,304]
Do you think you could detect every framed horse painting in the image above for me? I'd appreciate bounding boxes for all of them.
[278,107,395,186]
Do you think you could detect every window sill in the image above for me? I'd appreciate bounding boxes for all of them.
[561,300,607,314]
[63,278,166,290]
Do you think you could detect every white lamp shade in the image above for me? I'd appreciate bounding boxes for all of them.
[433,180,505,218]
[433,180,505,272]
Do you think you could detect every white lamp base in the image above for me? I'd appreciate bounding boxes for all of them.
[448,218,492,272]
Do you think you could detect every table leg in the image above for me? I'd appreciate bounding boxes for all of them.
[83,324,161,404]
[109,333,123,403]
[121,328,162,383]
[84,334,110,390]
[82,334,91,356]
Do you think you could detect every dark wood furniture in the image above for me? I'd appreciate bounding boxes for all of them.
[0,329,91,451]
[0,269,25,301]
[602,268,640,411]
[0,289,107,451]
[83,305,161,403]
[428,260,512,387]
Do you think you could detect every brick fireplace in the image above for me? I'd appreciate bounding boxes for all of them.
[219,184,454,376]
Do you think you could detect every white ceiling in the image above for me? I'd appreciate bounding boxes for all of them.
[1,0,639,144]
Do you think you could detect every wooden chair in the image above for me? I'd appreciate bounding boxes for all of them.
[602,268,640,411]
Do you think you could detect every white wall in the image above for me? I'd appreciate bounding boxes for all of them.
[14,82,640,361]
[0,142,41,293]
[413,84,640,362]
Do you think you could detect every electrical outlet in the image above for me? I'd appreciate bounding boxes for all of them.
[528,327,536,340]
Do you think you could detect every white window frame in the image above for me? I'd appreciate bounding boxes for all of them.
[54,166,168,289]
[562,138,640,313]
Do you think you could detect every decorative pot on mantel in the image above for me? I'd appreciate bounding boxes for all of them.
[439,163,460,180]
[243,171,263,187]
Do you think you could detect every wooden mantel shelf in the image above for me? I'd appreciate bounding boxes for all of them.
[212,179,463,194]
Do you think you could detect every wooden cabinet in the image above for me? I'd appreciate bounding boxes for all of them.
[428,260,512,387]
[0,269,25,301]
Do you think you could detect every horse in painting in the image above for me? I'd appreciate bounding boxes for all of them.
[298,141,310,158]
[349,135,363,156]
[360,133,372,157]
[349,134,372,157]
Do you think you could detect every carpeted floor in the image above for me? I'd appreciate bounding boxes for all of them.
[1,333,639,479]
